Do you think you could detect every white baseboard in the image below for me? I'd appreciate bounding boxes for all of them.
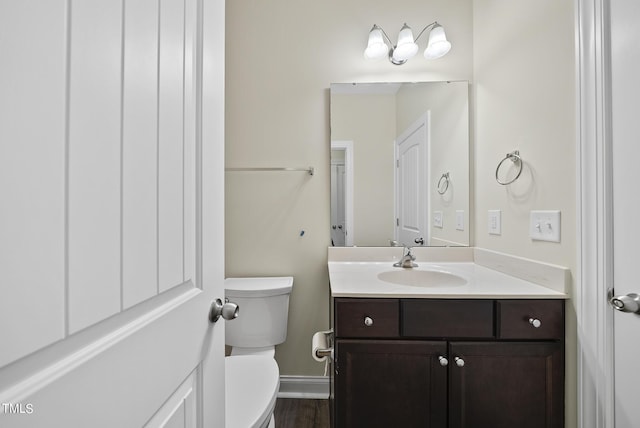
[278,375,330,399]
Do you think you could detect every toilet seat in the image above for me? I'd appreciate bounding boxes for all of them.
[226,355,280,428]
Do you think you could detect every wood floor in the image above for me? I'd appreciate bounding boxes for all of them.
[274,399,330,428]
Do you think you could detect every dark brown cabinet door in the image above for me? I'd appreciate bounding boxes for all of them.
[335,340,448,428]
[448,342,564,428]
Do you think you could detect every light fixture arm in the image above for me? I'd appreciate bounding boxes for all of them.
[412,21,439,44]
[373,22,439,48]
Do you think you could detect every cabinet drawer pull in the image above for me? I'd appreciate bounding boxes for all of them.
[438,356,449,367]
[364,316,374,327]
[454,357,465,367]
[529,318,542,328]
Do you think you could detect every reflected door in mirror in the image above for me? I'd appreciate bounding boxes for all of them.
[330,142,354,246]
[396,115,428,247]
[331,154,346,246]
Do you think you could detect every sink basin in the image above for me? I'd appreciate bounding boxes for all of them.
[377,269,467,287]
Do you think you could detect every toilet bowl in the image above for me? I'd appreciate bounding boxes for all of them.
[226,355,279,428]
[224,277,293,428]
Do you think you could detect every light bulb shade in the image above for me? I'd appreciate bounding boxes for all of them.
[424,24,451,59]
[392,24,419,62]
[364,27,388,60]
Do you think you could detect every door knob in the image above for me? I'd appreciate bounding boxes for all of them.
[209,298,239,323]
[609,292,640,314]
[414,237,424,245]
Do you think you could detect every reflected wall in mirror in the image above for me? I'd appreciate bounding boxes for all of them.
[330,81,470,247]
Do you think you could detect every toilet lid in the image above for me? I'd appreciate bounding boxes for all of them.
[226,356,280,428]
[225,276,293,297]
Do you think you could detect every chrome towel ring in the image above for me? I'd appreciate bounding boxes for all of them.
[495,150,523,185]
[437,172,450,195]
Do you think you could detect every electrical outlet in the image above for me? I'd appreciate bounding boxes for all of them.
[433,211,443,228]
[530,210,561,242]
[488,210,501,235]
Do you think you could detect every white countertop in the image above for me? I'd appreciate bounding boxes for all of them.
[328,261,569,299]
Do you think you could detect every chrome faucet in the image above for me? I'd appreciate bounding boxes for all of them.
[393,246,418,268]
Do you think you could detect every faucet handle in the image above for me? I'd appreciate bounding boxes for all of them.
[393,245,418,267]
[405,246,415,259]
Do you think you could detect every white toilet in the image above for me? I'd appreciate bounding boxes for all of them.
[224,276,293,428]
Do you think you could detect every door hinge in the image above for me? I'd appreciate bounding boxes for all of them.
[396,218,400,226]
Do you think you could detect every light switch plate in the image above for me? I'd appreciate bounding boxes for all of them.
[530,210,561,242]
[488,210,501,235]
[456,210,464,231]
[433,211,443,228]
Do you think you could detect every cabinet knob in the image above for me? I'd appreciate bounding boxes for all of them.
[454,357,465,367]
[529,318,542,328]
[438,356,448,367]
[364,316,374,327]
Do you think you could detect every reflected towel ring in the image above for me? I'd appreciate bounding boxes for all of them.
[495,150,523,185]
[437,172,450,195]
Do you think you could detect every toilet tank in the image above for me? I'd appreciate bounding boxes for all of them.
[225,277,293,348]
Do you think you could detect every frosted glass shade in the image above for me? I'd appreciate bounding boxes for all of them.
[392,24,419,62]
[424,24,451,59]
[364,27,388,60]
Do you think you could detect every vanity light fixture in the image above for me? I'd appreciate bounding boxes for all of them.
[364,22,451,65]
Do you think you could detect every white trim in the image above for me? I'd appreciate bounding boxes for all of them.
[393,139,398,243]
[199,0,227,424]
[277,375,330,399]
[576,0,615,427]
[429,237,471,248]
[331,141,354,246]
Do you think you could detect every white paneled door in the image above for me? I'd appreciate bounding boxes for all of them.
[396,114,429,247]
[330,162,346,247]
[610,0,640,426]
[0,0,226,427]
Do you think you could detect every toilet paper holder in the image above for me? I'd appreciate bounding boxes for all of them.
[312,329,334,362]
[315,347,333,359]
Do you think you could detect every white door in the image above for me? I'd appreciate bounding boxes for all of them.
[396,115,428,247]
[330,162,346,247]
[610,0,640,426]
[330,141,354,247]
[0,1,226,427]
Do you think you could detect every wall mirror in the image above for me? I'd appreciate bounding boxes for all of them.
[330,81,470,247]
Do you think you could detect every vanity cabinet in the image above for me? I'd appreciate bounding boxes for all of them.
[332,298,564,428]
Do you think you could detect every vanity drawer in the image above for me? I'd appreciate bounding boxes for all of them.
[335,298,399,338]
[497,300,564,339]
[401,299,494,338]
